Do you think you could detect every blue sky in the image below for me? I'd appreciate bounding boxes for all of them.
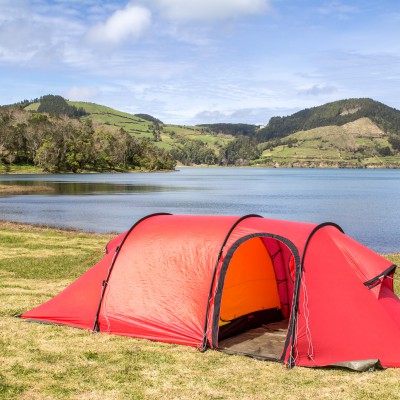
[1,0,399,125]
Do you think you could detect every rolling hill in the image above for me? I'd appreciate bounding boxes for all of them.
[258,117,399,168]
[257,98,400,141]
[6,96,400,169]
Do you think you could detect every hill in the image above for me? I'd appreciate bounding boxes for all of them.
[0,106,175,173]
[258,117,400,168]
[4,96,400,170]
[257,98,400,141]
[66,102,242,165]
[26,99,237,165]
[27,100,156,139]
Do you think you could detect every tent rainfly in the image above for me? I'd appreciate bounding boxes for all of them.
[22,214,400,370]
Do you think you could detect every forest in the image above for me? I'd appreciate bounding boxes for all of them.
[0,105,176,173]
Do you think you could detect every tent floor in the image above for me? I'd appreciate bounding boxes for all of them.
[218,319,288,361]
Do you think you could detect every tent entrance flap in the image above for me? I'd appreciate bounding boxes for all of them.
[217,236,294,361]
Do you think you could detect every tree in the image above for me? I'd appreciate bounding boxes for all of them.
[220,137,261,166]
[38,95,88,118]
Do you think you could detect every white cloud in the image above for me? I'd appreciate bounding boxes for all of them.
[298,84,337,96]
[193,106,300,125]
[64,86,100,101]
[86,3,151,45]
[153,0,270,21]
[0,0,86,65]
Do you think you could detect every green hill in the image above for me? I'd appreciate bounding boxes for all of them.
[257,98,400,141]
[7,96,400,169]
[68,101,155,139]
[258,117,400,168]
[0,105,175,173]
[65,101,235,164]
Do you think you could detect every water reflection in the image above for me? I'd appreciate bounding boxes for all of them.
[0,180,188,195]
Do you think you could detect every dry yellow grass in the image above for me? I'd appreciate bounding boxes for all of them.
[1,222,400,399]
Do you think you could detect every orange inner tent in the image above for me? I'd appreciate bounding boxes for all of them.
[220,237,280,324]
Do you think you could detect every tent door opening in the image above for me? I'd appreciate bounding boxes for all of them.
[217,235,295,361]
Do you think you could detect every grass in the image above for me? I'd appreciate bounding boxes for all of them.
[259,119,400,168]
[1,222,400,399]
[0,164,43,174]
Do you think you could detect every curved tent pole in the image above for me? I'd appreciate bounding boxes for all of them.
[282,222,344,368]
[200,214,263,351]
[92,212,172,333]
[364,264,397,289]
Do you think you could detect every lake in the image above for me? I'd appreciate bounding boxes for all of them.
[0,167,399,254]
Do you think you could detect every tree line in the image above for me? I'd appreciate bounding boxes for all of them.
[0,108,175,172]
[197,123,258,137]
[170,136,261,166]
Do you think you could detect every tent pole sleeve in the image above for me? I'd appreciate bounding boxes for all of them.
[91,212,172,333]
[200,214,263,351]
[364,264,397,289]
[281,221,344,368]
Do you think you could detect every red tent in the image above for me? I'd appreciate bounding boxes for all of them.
[22,214,400,370]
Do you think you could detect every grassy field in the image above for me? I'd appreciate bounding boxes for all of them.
[1,222,400,399]
[259,119,400,168]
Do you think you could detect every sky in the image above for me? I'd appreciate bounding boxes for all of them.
[0,0,399,125]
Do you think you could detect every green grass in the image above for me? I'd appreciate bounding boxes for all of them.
[259,120,400,168]
[1,222,400,399]
[69,103,232,151]
[0,164,43,174]
[68,101,154,137]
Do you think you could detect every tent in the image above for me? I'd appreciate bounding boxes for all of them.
[21,213,400,370]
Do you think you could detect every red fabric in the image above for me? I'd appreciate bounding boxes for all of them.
[105,231,127,254]
[293,226,400,368]
[21,215,400,368]
[98,215,238,346]
[22,252,114,329]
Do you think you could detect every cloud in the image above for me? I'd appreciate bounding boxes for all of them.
[86,3,151,45]
[0,0,86,65]
[317,1,358,20]
[194,110,227,123]
[193,106,300,125]
[64,86,100,101]
[298,84,337,96]
[153,0,270,21]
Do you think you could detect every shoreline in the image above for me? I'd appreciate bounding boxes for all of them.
[2,164,400,175]
[0,219,117,237]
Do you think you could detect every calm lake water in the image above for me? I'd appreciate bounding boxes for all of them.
[0,167,399,253]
